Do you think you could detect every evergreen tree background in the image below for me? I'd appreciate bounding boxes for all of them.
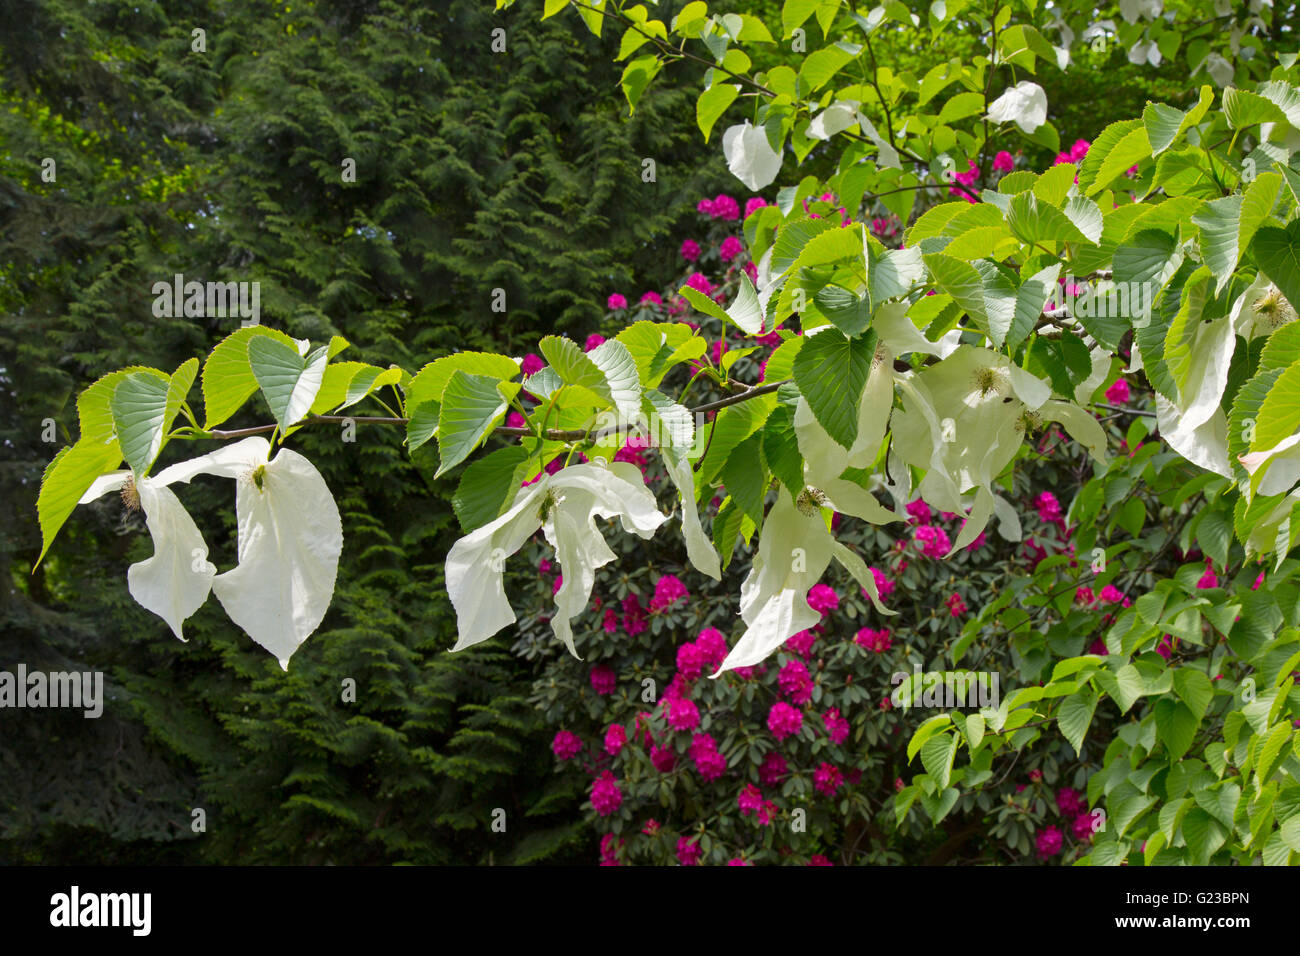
[0,0,722,864]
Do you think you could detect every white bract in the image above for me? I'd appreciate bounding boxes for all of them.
[445,461,666,657]
[715,351,901,677]
[80,436,343,669]
[987,81,1048,134]
[722,120,783,191]
[892,347,1106,551]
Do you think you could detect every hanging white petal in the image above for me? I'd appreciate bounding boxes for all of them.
[79,470,216,641]
[661,444,721,580]
[541,462,666,655]
[987,81,1048,134]
[204,440,344,669]
[445,462,666,657]
[1240,433,1300,497]
[717,493,832,674]
[807,100,861,141]
[722,120,783,191]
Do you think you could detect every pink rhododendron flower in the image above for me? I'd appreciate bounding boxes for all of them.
[680,239,701,262]
[868,566,895,599]
[650,573,689,611]
[708,194,740,220]
[906,498,932,524]
[606,294,627,310]
[552,574,563,595]
[727,858,751,866]
[1254,570,1266,590]
[604,723,627,756]
[1099,585,1125,605]
[966,531,987,552]
[538,558,552,575]
[602,608,619,634]
[1156,634,1177,659]
[1029,769,1043,781]
[822,708,850,745]
[719,235,744,262]
[915,524,952,558]
[738,783,764,816]
[787,626,821,658]
[665,696,700,732]
[695,628,729,669]
[552,730,582,761]
[584,332,606,352]
[677,836,702,866]
[1076,585,1095,605]
[590,772,621,816]
[1070,139,1091,162]
[768,702,803,741]
[807,583,839,614]
[622,593,647,636]
[689,733,727,781]
[1196,561,1218,589]
[856,627,892,653]
[590,664,616,695]
[814,762,843,796]
[642,819,660,835]
[1072,812,1098,841]
[506,410,526,428]
[744,197,768,217]
[1035,491,1062,523]
[1056,787,1085,816]
[778,659,813,705]
[650,743,676,773]
[946,592,968,617]
[808,854,833,866]
[676,642,705,682]
[759,752,788,786]
[686,271,713,295]
[993,150,1015,172]
[1105,378,1130,404]
[1035,825,1063,858]
[743,260,758,282]
[599,832,622,865]
[640,290,663,305]
[1087,637,1109,655]
[520,353,544,376]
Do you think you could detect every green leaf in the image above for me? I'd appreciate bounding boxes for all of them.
[922,252,987,323]
[200,326,298,428]
[36,439,125,566]
[452,446,531,532]
[762,393,805,498]
[697,83,739,141]
[110,371,174,478]
[407,352,522,411]
[1010,263,1062,350]
[620,55,661,113]
[813,285,872,337]
[1192,171,1282,293]
[712,496,744,570]
[616,322,702,388]
[919,732,958,790]
[1251,221,1300,317]
[1077,119,1146,196]
[1154,697,1200,761]
[1008,190,1090,244]
[799,45,853,91]
[587,339,642,419]
[726,272,766,334]
[721,431,767,523]
[248,337,330,431]
[1058,686,1099,755]
[1173,668,1214,722]
[434,371,514,477]
[1223,87,1288,129]
[791,328,874,448]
